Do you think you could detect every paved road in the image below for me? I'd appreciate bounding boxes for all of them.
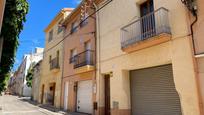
[0,95,64,115]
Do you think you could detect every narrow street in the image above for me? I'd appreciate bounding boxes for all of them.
[0,95,64,115]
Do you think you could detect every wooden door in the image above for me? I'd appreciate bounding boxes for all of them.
[52,83,56,105]
[105,75,110,115]
[41,84,44,104]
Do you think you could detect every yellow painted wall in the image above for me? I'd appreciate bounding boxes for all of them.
[96,0,201,114]
[193,0,204,111]
[40,12,67,108]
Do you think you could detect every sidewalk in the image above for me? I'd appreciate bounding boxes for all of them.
[21,97,89,115]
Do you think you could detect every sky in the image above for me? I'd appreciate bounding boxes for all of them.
[13,0,81,70]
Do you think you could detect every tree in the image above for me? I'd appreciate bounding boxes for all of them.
[26,62,35,88]
[0,0,29,93]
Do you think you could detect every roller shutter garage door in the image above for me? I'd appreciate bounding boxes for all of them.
[130,64,182,115]
[77,80,92,114]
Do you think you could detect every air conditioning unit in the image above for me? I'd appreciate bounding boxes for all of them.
[181,0,197,16]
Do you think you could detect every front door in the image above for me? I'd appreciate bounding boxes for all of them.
[104,75,110,115]
[64,82,69,110]
[140,0,155,39]
[77,80,92,114]
[52,83,56,105]
[41,84,44,104]
[85,41,91,64]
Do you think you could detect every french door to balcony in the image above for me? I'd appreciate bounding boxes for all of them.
[85,41,91,65]
[140,0,155,40]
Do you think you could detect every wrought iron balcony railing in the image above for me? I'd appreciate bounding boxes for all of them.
[50,58,59,70]
[70,50,94,69]
[121,7,171,49]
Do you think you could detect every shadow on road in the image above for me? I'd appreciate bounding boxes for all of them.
[18,97,89,115]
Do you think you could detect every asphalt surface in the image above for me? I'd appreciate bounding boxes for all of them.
[0,95,64,115]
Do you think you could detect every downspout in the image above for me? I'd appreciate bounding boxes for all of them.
[185,3,204,114]
[60,24,66,110]
[93,3,99,115]
[190,14,198,55]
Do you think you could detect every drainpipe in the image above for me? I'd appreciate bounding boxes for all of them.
[184,2,204,114]
[93,3,99,115]
[190,13,198,55]
[60,22,66,110]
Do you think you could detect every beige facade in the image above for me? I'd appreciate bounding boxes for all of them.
[31,60,42,102]
[96,0,202,115]
[61,2,97,114]
[39,8,72,108]
[190,0,204,112]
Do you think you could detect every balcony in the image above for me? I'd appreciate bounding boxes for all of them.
[50,58,60,72]
[70,50,95,73]
[121,7,171,53]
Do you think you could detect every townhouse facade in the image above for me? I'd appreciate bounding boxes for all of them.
[31,60,42,102]
[61,2,96,114]
[189,0,204,111]
[95,0,202,115]
[8,72,17,94]
[15,57,27,96]
[39,8,72,108]
[22,48,44,97]
[13,67,22,95]
[11,47,44,97]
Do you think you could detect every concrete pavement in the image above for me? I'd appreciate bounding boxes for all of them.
[0,95,64,115]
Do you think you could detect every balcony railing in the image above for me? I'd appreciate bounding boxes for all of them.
[70,50,94,69]
[50,58,59,70]
[121,7,171,49]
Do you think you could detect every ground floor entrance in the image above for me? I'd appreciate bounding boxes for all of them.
[130,64,182,115]
[76,80,93,114]
[41,84,44,104]
[62,71,95,114]
[47,83,56,106]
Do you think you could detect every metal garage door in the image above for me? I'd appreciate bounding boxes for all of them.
[77,80,92,114]
[130,64,182,115]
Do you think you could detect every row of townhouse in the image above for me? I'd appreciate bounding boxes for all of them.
[11,0,204,115]
[9,48,44,97]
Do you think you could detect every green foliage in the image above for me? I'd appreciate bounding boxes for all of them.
[0,0,29,93]
[26,69,33,88]
[26,62,35,88]
[0,74,9,92]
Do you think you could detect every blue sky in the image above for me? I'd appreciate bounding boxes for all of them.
[13,0,80,70]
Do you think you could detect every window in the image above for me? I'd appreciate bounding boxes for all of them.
[49,55,52,63]
[80,13,88,27]
[58,20,63,34]
[70,49,77,63]
[57,50,59,64]
[48,30,53,42]
[140,0,155,39]
[71,21,78,34]
[57,26,63,34]
[85,41,91,50]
